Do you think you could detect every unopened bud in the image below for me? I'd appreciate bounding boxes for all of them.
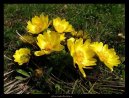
[34,68,43,78]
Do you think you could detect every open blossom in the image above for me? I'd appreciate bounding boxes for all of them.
[90,42,121,71]
[53,17,75,34]
[67,38,97,78]
[34,30,64,56]
[27,14,50,34]
[13,48,31,65]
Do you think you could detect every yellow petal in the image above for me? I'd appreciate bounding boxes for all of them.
[78,65,86,78]
[74,38,83,50]
[67,37,75,56]
[52,44,64,51]
[64,24,74,32]
[34,50,46,56]
[84,39,91,46]
[37,34,47,50]
[60,33,66,41]
[32,16,41,24]
[76,30,83,37]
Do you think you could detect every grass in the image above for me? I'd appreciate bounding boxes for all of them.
[4,4,125,94]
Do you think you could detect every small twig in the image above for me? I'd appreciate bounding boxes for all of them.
[88,82,97,94]
[16,30,37,49]
[16,90,24,94]
[4,80,22,94]
[79,82,88,92]
[4,55,13,61]
[4,79,17,87]
[4,70,14,76]
[51,74,73,86]
[95,87,125,92]
[32,61,40,68]
[98,80,125,86]
[4,84,15,94]
[72,79,78,94]
[5,87,21,94]
[99,85,125,89]
[4,77,8,81]
[4,80,20,94]
[17,84,29,94]
[16,30,28,42]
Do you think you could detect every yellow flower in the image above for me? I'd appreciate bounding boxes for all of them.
[67,38,96,78]
[76,30,83,38]
[90,42,121,71]
[27,14,50,34]
[13,48,31,65]
[74,30,90,40]
[70,31,77,36]
[35,30,64,56]
[53,17,75,33]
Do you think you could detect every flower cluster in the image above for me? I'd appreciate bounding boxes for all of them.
[13,13,121,78]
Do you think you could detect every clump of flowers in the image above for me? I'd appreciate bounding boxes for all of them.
[13,13,121,78]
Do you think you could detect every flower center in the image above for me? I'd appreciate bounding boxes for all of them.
[99,52,107,62]
[45,44,53,51]
[74,51,84,63]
